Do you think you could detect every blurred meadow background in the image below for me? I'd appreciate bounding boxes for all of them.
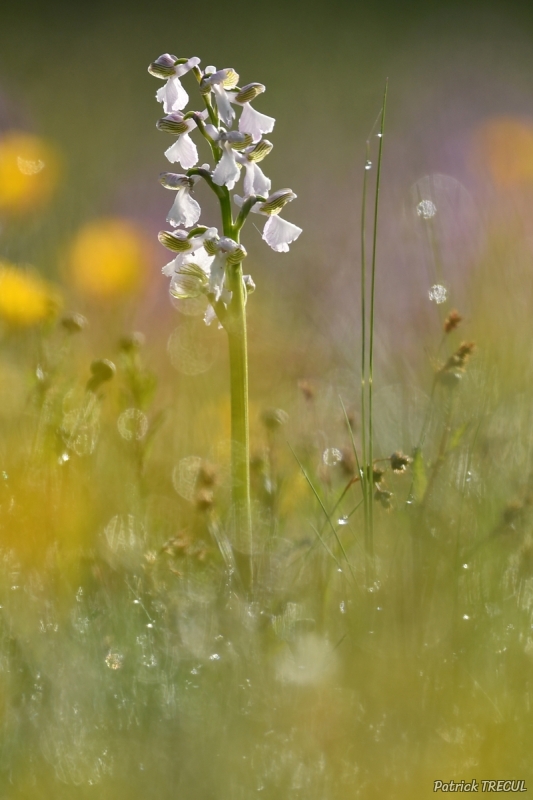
[2,0,533,796]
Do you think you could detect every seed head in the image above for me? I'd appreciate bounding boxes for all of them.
[390,451,412,473]
[444,309,462,334]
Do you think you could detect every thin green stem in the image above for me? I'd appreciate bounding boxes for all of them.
[368,80,388,565]
[288,442,357,585]
[221,198,252,552]
[360,138,371,568]
[226,266,252,541]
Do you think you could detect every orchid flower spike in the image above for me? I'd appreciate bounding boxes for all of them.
[149,55,201,114]
[159,172,201,228]
[235,189,302,252]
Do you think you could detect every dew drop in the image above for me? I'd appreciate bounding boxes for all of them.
[337,515,349,526]
[365,160,372,170]
[209,653,221,661]
[117,408,148,441]
[428,284,447,304]
[322,447,342,467]
[416,199,437,219]
[105,652,124,670]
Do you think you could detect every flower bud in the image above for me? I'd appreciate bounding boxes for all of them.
[87,358,116,392]
[148,54,178,79]
[159,172,193,190]
[246,140,273,163]
[158,230,193,252]
[119,331,146,351]
[234,83,265,104]
[61,312,87,334]
[243,274,256,294]
[261,407,288,430]
[258,189,297,215]
[157,113,190,135]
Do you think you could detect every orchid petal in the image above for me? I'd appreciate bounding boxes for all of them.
[167,188,201,228]
[174,56,201,77]
[262,215,302,252]
[156,75,189,113]
[212,144,241,190]
[208,253,226,300]
[238,103,275,142]
[243,162,271,198]
[162,256,179,277]
[164,133,199,169]
[213,85,235,127]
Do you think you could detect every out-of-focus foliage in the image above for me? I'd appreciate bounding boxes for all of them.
[1,0,533,796]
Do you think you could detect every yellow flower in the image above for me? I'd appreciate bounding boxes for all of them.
[0,131,60,213]
[0,262,61,327]
[68,218,147,299]
[473,117,533,189]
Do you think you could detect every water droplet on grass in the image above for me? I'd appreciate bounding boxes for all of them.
[322,447,342,466]
[117,408,148,441]
[338,515,349,526]
[105,652,124,670]
[416,199,437,219]
[428,284,447,304]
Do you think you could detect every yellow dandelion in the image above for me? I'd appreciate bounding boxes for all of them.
[472,117,533,189]
[0,131,60,213]
[0,262,61,327]
[68,218,147,300]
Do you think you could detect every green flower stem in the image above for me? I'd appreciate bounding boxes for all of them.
[221,196,252,541]
[226,262,252,538]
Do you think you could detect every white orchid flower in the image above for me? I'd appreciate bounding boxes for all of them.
[157,111,208,169]
[204,127,252,190]
[149,55,201,114]
[203,236,247,300]
[236,139,273,198]
[201,67,240,127]
[231,83,275,143]
[159,227,219,276]
[169,248,214,298]
[234,189,302,252]
[159,173,201,228]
